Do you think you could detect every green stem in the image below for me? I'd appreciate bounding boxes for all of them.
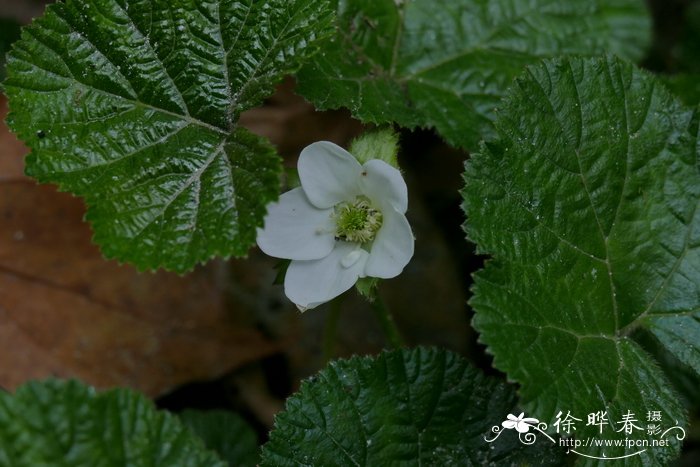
[370,293,405,349]
[322,297,343,363]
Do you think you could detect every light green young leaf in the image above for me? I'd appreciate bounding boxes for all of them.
[179,410,259,467]
[297,0,650,149]
[0,380,226,466]
[4,0,334,272]
[463,55,700,464]
[260,347,564,466]
[348,127,399,168]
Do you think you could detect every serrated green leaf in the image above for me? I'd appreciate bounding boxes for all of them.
[4,0,334,272]
[297,0,650,149]
[0,380,226,466]
[348,127,399,167]
[179,410,259,467]
[261,347,564,466]
[354,276,379,301]
[463,55,700,464]
[634,328,700,410]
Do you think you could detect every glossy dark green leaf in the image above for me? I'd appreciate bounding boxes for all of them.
[297,0,650,149]
[0,380,225,466]
[4,0,333,272]
[260,347,564,466]
[633,328,700,410]
[463,55,699,464]
[179,410,259,467]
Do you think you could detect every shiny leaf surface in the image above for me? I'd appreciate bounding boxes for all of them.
[5,0,333,271]
[463,55,699,464]
[0,380,226,466]
[298,0,651,149]
[261,348,564,466]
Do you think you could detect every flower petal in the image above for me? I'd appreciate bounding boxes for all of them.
[364,207,414,279]
[502,421,517,429]
[257,188,336,260]
[361,159,408,213]
[284,242,369,309]
[298,141,362,209]
[515,422,530,433]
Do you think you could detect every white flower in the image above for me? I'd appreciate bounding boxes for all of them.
[502,413,539,433]
[257,141,414,310]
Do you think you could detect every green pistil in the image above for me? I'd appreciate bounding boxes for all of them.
[334,197,383,244]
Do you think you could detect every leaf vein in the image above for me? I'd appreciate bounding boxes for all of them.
[126,139,227,241]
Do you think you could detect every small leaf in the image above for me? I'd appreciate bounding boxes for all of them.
[0,380,226,466]
[349,128,399,168]
[463,55,699,463]
[180,410,259,467]
[4,0,334,272]
[273,259,291,285]
[297,0,650,149]
[261,347,564,466]
[355,276,379,301]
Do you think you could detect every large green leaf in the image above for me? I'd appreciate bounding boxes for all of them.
[4,0,333,272]
[0,380,225,466]
[260,347,564,466]
[463,55,699,464]
[297,0,650,149]
[179,409,259,467]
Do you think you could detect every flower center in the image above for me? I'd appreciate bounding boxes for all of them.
[333,197,383,244]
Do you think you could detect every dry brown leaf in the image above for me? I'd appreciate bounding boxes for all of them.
[240,77,364,159]
[0,96,278,397]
